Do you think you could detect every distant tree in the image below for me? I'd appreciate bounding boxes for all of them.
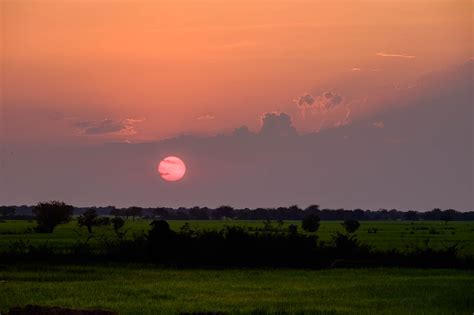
[77,209,98,233]
[189,207,209,220]
[288,205,301,212]
[215,205,234,219]
[341,219,360,234]
[302,214,320,233]
[403,210,419,221]
[153,208,169,219]
[125,207,142,221]
[33,201,73,233]
[305,204,320,214]
[109,207,122,217]
[441,209,456,225]
[77,209,110,233]
[0,206,15,217]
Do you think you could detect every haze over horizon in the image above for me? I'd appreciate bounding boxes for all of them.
[1,1,472,210]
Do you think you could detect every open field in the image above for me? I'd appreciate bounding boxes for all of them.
[0,265,473,314]
[1,220,473,254]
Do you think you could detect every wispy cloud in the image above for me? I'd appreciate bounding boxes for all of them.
[376,52,415,59]
[197,114,215,121]
[74,118,145,136]
[350,67,380,72]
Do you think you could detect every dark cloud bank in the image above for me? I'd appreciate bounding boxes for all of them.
[1,61,472,210]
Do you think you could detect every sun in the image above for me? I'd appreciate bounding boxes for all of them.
[158,156,186,181]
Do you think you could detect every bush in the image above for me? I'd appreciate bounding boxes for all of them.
[302,214,320,233]
[341,219,360,234]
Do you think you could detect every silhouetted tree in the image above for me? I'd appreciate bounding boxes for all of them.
[302,214,321,233]
[78,209,110,233]
[152,207,169,219]
[341,219,360,234]
[33,201,73,233]
[403,210,419,221]
[77,209,98,233]
[0,206,15,217]
[305,204,320,214]
[109,207,122,217]
[125,207,142,220]
[426,208,443,220]
[215,205,234,219]
[148,220,176,245]
[111,217,125,238]
[189,207,209,220]
[441,209,456,225]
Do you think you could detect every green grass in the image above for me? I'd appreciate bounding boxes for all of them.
[1,221,473,314]
[0,265,472,314]
[1,220,473,254]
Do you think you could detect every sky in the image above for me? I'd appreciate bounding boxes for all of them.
[1,0,473,210]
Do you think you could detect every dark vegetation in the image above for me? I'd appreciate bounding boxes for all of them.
[1,204,473,221]
[6,305,117,315]
[0,202,472,269]
[341,219,361,234]
[32,201,73,233]
[77,209,110,234]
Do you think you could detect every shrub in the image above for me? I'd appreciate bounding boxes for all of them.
[302,214,321,233]
[341,219,360,234]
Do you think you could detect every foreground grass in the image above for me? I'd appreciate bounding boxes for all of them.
[0,265,473,314]
[1,220,474,254]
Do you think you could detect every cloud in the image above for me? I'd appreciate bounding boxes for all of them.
[3,62,471,210]
[74,118,144,136]
[350,67,380,72]
[334,106,352,127]
[295,93,315,107]
[295,91,344,112]
[259,112,297,137]
[232,126,254,137]
[376,52,415,59]
[197,114,216,121]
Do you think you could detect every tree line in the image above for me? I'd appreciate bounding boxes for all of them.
[2,202,471,269]
[1,203,473,222]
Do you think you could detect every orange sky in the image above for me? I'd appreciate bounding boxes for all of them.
[1,0,472,144]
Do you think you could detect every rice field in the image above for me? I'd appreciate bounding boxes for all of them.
[0,264,473,314]
[1,220,473,254]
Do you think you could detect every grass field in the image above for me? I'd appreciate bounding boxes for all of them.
[0,265,473,315]
[1,219,473,254]
[1,220,473,314]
